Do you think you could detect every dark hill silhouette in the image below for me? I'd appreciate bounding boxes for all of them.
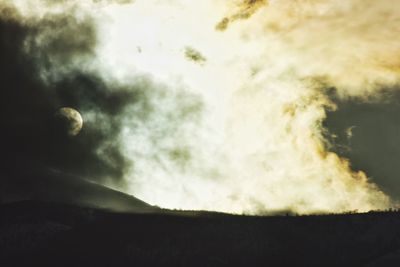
[0,167,157,213]
[2,170,400,266]
[1,201,400,266]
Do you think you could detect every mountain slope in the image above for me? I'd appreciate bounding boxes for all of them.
[1,168,157,213]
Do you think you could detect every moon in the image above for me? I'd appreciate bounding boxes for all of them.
[55,107,83,136]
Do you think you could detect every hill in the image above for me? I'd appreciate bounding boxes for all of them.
[1,201,400,266]
[0,168,157,213]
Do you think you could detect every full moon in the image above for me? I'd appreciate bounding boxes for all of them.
[55,107,83,136]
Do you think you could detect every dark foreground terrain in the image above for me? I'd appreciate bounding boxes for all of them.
[1,201,400,267]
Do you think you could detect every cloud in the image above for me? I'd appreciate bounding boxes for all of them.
[89,0,393,214]
[184,47,206,65]
[2,0,399,214]
[0,7,126,182]
[0,1,200,190]
[216,0,268,31]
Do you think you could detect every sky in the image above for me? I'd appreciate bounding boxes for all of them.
[1,0,400,214]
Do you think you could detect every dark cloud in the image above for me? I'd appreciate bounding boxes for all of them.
[324,89,400,202]
[0,10,119,180]
[0,2,204,205]
[26,15,97,71]
[184,47,206,65]
[216,0,268,31]
[0,6,139,187]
